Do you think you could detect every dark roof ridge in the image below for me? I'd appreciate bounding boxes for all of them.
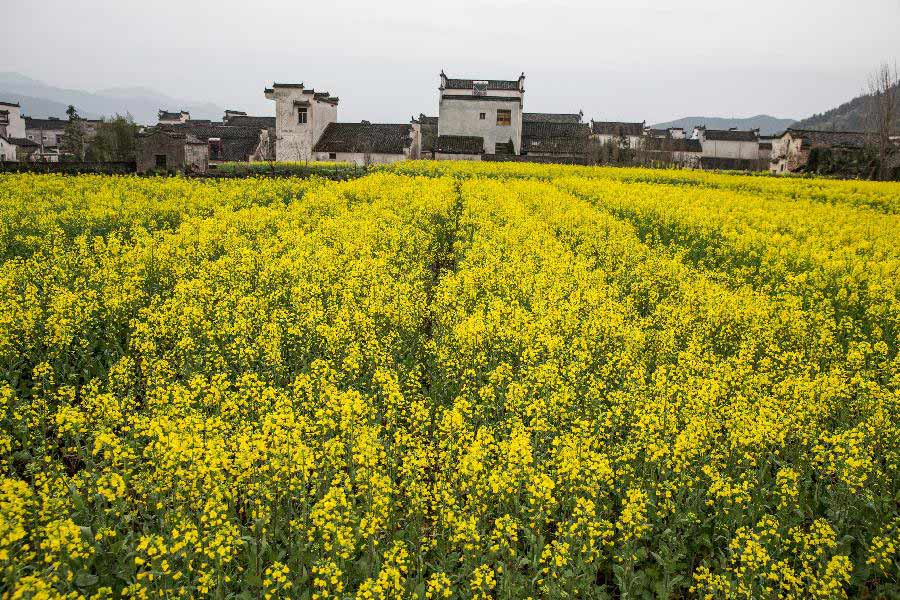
[313,122,414,154]
[786,127,869,135]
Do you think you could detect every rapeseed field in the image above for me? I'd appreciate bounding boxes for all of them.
[0,164,897,598]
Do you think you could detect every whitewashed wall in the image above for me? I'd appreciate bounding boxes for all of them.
[0,104,26,139]
[699,139,759,159]
[438,85,523,154]
[314,151,407,166]
[0,137,16,161]
[269,86,338,162]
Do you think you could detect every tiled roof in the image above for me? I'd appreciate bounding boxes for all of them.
[443,78,520,91]
[786,128,868,149]
[224,115,275,128]
[0,101,20,108]
[643,137,702,152]
[219,137,262,161]
[524,125,589,155]
[524,121,589,139]
[314,123,413,154]
[308,91,340,105]
[265,84,339,103]
[24,117,67,131]
[702,129,758,142]
[158,123,262,139]
[434,135,483,155]
[7,137,39,148]
[591,121,645,136]
[158,111,184,120]
[417,115,439,126]
[156,123,264,161]
[140,130,203,144]
[441,95,523,105]
[523,113,582,124]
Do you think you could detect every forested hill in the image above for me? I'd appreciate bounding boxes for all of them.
[792,84,899,131]
[650,115,795,136]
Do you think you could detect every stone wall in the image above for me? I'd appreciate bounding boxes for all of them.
[136,132,186,173]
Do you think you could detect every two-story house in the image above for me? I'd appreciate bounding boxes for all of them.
[264,83,339,161]
[590,121,645,148]
[436,72,525,156]
[769,129,869,174]
[24,117,67,160]
[0,101,39,161]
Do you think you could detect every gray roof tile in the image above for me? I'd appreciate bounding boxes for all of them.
[314,123,413,154]
[591,121,645,136]
[523,113,582,123]
[434,135,483,154]
[702,129,758,142]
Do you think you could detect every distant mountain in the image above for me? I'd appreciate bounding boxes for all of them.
[0,92,101,120]
[651,115,796,136]
[0,72,224,125]
[791,84,899,132]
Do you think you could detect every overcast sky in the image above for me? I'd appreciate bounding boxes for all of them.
[4,0,899,123]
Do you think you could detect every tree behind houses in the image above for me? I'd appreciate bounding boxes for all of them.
[87,114,139,162]
[866,61,899,180]
[60,105,86,161]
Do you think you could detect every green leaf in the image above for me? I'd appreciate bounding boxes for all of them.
[75,572,99,587]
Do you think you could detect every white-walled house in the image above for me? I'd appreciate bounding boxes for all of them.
[0,136,17,161]
[313,122,420,166]
[437,72,525,155]
[769,129,869,174]
[264,83,339,161]
[158,110,191,125]
[590,121,645,148]
[692,126,763,170]
[24,117,66,161]
[0,101,26,139]
[692,127,759,159]
[0,101,40,161]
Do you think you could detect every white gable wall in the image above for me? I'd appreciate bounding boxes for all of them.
[699,139,759,159]
[0,104,25,139]
[0,137,16,161]
[268,86,338,162]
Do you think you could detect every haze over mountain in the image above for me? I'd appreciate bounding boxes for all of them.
[0,92,100,120]
[0,72,226,124]
[650,115,796,136]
